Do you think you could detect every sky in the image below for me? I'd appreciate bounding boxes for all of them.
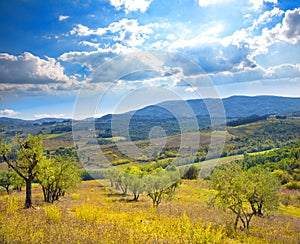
[0,0,299,119]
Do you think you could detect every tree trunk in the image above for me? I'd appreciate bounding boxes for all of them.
[25,179,32,208]
[257,202,263,216]
[42,186,47,202]
[246,213,254,229]
[234,214,239,230]
[133,193,139,201]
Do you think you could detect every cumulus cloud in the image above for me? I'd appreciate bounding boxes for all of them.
[265,63,300,79]
[208,63,300,86]
[58,15,69,21]
[78,41,99,49]
[110,0,152,13]
[281,8,300,44]
[109,18,157,47]
[70,19,157,48]
[252,7,284,29]
[171,36,256,73]
[249,0,278,11]
[0,109,20,117]
[59,45,128,70]
[249,8,300,57]
[214,7,300,63]
[0,52,75,84]
[62,19,159,69]
[70,24,106,36]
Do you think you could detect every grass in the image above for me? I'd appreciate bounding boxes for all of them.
[99,136,126,142]
[42,133,69,140]
[248,148,276,156]
[192,154,244,168]
[0,180,299,243]
[278,204,300,217]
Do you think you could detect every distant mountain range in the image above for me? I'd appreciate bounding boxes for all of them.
[97,95,300,121]
[1,95,300,140]
[1,96,300,124]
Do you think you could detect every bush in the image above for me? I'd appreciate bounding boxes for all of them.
[182,165,200,180]
[285,181,300,190]
[44,205,62,222]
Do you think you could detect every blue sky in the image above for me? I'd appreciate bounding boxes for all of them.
[0,0,299,119]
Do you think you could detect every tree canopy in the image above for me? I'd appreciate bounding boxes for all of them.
[210,163,280,230]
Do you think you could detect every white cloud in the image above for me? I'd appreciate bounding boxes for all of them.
[109,18,156,47]
[252,7,284,29]
[110,0,152,13]
[218,8,300,62]
[58,15,70,21]
[34,113,67,119]
[249,8,300,57]
[280,8,300,44]
[207,63,300,86]
[70,19,156,48]
[61,19,160,69]
[78,41,99,49]
[58,45,130,70]
[249,0,278,12]
[264,63,300,79]
[198,0,232,7]
[166,34,176,40]
[185,87,197,92]
[0,52,76,84]
[70,24,106,36]
[0,109,20,117]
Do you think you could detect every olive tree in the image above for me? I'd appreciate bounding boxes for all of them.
[210,163,280,230]
[246,166,281,216]
[37,155,81,203]
[0,169,24,194]
[0,169,14,194]
[145,167,181,208]
[0,135,44,208]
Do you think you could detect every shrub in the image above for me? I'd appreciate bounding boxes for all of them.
[182,165,200,180]
[71,193,80,200]
[285,181,300,190]
[44,205,62,222]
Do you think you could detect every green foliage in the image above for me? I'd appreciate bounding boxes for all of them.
[246,167,281,215]
[227,115,268,127]
[0,134,44,208]
[226,121,300,155]
[145,168,181,207]
[111,158,130,166]
[80,170,105,180]
[285,181,300,190]
[11,171,25,191]
[210,163,281,230]
[105,169,130,195]
[0,169,14,194]
[105,165,181,204]
[37,155,81,203]
[242,142,300,184]
[182,165,200,180]
[0,169,24,194]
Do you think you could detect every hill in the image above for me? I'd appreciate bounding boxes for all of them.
[132,95,300,119]
[1,96,300,141]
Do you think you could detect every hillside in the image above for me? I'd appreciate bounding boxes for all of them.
[0,103,300,244]
[134,95,300,118]
[1,96,300,142]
